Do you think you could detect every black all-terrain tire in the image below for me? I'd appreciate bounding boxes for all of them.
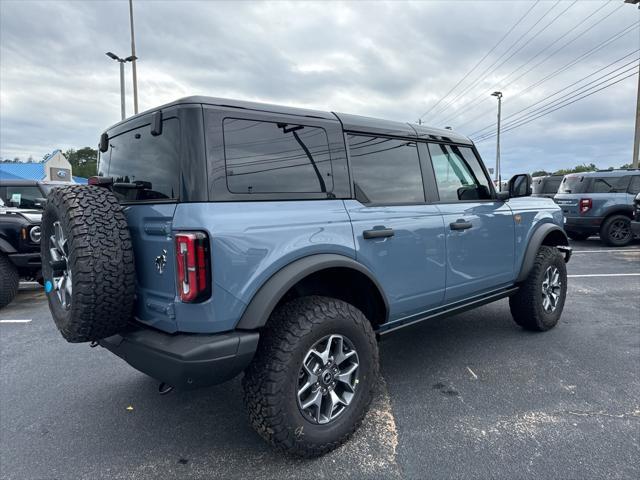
[509,246,567,331]
[41,185,135,342]
[0,253,19,309]
[600,214,633,247]
[566,231,590,241]
[243,296,379,457]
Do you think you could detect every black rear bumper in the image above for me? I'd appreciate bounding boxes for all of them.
[99,325,259,390]
[564,216,603,235]
[8,252,41,270]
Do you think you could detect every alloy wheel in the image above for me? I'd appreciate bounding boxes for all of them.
[297,334,360,424]
[541,265,561,313]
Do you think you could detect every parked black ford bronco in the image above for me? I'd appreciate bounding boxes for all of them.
[41,97,571,457]
[0,202,42,308]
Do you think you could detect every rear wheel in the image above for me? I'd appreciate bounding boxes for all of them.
[600,214,633,247]
[243,296,378,457]
[0,253,19,309]
[510,246,567,331]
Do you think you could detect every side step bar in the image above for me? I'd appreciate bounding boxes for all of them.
[377,286,519,336]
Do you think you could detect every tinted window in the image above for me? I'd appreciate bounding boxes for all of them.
[223,119,333,194]
[428,144,492,202]
[348,135,425,204]
[100,117,180,201]
[589,176,629,193]
[543,177,562,194]
[0,185,47,209]
[629,176,640,194]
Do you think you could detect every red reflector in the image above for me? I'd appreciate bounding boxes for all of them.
[579,198,592,214]
[175,232,211,303]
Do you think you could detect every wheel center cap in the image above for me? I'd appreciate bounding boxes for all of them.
[322,371,333,385]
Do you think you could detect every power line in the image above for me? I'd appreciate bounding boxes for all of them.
[417,0,540,121]
[473,64,638,141]
[455,20,638,132]
[449,1,622,129]
[425,0,561,123]
[435,0,580,125]
[469,50,640,137]
[472,71,638,143]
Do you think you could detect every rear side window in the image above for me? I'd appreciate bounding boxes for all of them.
[589,176,629,193]
[428,143,492,202]
[223,119,333,194]
[101,117,180,201]
[348,134,425,204]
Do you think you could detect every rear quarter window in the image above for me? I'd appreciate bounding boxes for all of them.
[223,119,333,194]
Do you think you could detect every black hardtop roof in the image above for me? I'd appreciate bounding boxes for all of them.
[105,96,473,145]
[564,169,640,178]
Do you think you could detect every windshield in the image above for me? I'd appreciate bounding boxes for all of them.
[0,185,49,209]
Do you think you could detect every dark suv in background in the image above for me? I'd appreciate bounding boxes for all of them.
[532,175,563,199]
[554,170,640,246]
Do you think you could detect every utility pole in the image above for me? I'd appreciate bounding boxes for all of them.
[129,0,139,115]
[633,55,640,168]
[625,0,640,167]
[106,52,136,121]
[492,91,503,189]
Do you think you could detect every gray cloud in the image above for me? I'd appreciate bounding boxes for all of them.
[1,0,637,176]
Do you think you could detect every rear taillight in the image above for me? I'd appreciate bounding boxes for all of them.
[579,198,592,214]
[175,232,211,303]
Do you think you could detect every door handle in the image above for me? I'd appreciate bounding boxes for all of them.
[363,227,395,239]
[449,220,473,231]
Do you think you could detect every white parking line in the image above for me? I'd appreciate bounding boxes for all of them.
[0,319,32,323]
[568,273,640,278]
[572,249,640,254]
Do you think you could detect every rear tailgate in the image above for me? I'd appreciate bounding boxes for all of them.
[124,204,179,332]
[553,194,580,216]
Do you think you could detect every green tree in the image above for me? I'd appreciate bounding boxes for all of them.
[553,163,597,175]
[531,170,550,177]
[63,147,98,178]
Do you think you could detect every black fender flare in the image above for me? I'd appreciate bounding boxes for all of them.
[236,253,389,330]
[0,237,17,254]
[516,224,570,283]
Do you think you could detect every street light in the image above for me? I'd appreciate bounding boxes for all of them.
[105,52,136,121]
[491,91,503,190]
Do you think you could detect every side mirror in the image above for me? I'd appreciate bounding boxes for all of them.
[508,174,532,198]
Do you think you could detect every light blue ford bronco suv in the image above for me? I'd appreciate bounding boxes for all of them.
[41,97,571,457]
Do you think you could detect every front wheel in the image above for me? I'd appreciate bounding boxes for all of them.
[0,254,19,309]
[510,246,567,331]
[243,296,379,457]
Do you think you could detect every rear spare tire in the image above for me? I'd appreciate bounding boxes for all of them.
[0,253,19,309]
[41,185,135,342]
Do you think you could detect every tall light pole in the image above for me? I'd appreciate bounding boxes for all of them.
[106,52,136,121]
[129,0,139,115]
[492,91,503,190]
[624,0,639,167]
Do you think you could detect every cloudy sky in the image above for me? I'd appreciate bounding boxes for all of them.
[1,0,638,176]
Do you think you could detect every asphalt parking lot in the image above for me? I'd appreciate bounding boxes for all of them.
[1,239,639,480]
